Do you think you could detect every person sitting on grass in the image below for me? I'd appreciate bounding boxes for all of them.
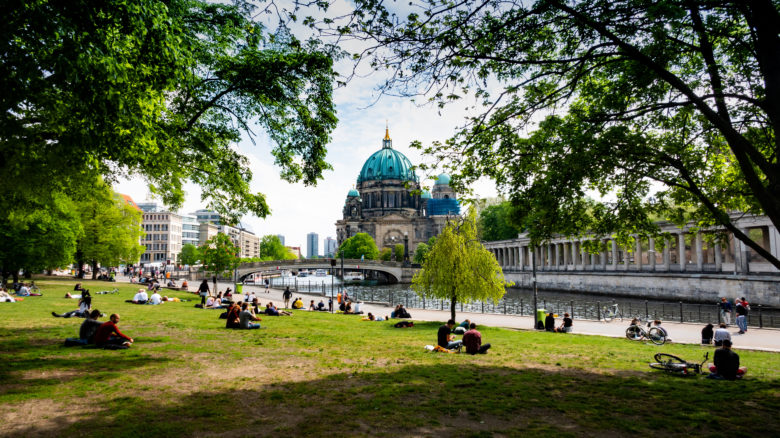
[437,319,462,351]
[265,302,293,316]
[52,294,92,318]
[292,297,303,309]
[714,322,731,346]
[239,303,262,329]
[462,322,491,354]
[317,300,327,311]
[125,288,148,304]
[653,320,670,342]
[702,323,714,345]
[181,280,189,290]
[79,309,103,344]
[94,314,133,348]
[544,313,556,332]
[148,290,163,305]
[309,300,316,311]
[707,339,747,380]
[557,313,573,333]
[225,303,242,329]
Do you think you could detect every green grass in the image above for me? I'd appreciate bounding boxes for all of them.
[1,277,778,437]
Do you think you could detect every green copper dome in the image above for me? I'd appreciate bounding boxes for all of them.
[347,188,359,197]
[357,128,419,184]
[435,173,451,185]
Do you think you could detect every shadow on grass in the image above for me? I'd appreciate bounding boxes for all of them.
[3,362,778,438]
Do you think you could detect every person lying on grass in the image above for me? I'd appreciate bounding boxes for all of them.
[264,302,292,316]
[94,314,133,348]
[53,294,92,318]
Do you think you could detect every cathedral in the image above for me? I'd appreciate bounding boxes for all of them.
[335,127,460,257]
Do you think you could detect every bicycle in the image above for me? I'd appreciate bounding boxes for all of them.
[649,352,709,376]
[625,320,666,345]
[602,303,623,322]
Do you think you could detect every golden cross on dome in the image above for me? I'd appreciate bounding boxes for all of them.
[384,120,391,140]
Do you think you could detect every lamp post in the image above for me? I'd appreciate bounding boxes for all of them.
[403,232,410,267]
[532,245,538,330]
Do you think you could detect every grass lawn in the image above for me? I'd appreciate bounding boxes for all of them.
[1,277,778,437]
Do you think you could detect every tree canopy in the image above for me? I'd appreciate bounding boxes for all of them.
[480,202,522,242]
[178,244,201,266]
[199,233,240,277]
[2,0,338,224]
[338,233,379,260]
[75,181,145,278]
[412,208,511,320]
[259,235,297,261]
[346,0,780,268]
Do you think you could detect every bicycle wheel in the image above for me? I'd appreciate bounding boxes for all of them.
[625,325,643,340]
[648,327,666,345]
[602,309,615,322]
[653,353,684,366]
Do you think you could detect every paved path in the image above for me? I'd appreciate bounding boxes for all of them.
[126,277,780,353]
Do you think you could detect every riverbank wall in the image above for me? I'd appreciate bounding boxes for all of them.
[504,271,780,306]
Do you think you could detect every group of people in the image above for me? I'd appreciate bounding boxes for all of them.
[718,296,751,334]
[437,319,491,355]
[390,304,412,319]
[54,283,135,349]
[544,312,573,333]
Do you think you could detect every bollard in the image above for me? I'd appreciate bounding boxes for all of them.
[698,304,702,323]
[758,304,763,328]
[423,297,426,309]
[597,301,601,321]
[571,300,574,319]
[482,302,484,313]
[717,303,722,324]
[520,299,524,316]
[679,301,684,323]
[440,299,443,310]
[504,300,507,314]
[645,300,649,321]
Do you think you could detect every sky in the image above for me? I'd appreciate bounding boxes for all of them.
[116,1,498,255]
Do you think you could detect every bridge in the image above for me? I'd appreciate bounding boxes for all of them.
[235,259,418,284]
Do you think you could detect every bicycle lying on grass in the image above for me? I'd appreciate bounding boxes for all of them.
[625,320,666,345]
[649,352,709,376]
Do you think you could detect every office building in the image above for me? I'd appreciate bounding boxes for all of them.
[307,232,319,258]
[324,237,337,258]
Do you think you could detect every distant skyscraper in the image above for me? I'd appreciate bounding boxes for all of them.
[306,232,319,258]
[324,237,337,257]
[276,234,285,246]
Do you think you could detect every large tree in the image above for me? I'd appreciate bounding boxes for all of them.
[2,0,338,223]
[0,192,80,282]
[178,244,201,266]
[337,233,379,260]
[199,233,240,278]
[259,235,297,261]
[75,182,145,279]
[412,208,511,321]
[480,202,522,242]
[345,0,780,268]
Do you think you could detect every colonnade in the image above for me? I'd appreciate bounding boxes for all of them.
[485,216,780,275]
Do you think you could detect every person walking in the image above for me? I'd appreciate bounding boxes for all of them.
[198,279,210,306]
[718,297,732,326]
[283,287,293,309]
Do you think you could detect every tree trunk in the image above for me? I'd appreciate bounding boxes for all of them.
[23,270,32,279]
[450,293,457,322]
[91,260,98,280]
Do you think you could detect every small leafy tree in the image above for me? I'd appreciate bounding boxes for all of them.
[393,244,405,262]
[199,234,240,278]
[337,233,379,260]
[379,248,392,261]
[480,202,522,242]
[178,244,200,266]
[412,208,512,321]
[259,235,296,261]
[412,243,429,264]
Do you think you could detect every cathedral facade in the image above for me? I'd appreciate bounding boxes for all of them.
[335,128,460,257]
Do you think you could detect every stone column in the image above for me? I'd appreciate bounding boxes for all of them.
[662,238,671,271]
[571,241,578,269]
[738,228,750,274]
[611,239,618,270]
[714,241,722,272]
[600,239,608,269]
[519,246,526,271]
[678,232,686,272]
[648,237,657,271]
[635,236,643,271]
[695,232,704,271]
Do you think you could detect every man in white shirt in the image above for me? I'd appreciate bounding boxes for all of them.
[148,291,162,305]
[126,288,148,304]
[713,322,731,346]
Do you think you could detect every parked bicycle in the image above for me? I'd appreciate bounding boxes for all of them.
[649,352,709,376]
[625,320,666,345]
[602,303,624,322]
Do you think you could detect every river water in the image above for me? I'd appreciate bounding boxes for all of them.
[264,274,778,328]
